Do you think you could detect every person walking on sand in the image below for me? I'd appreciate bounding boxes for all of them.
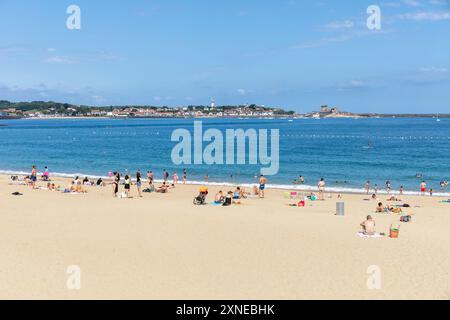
[365,180,371,194]
[163,169,169,183]
[173,172,179,184]
[318,178,325,200]
[183,169,187,184]
[420,181,427,196]
[374,184,378,195]
[259,175,267,199]
[136,170,143,197]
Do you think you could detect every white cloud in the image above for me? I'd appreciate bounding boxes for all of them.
[45,56,77,64]
[398,10,450,20]
[403,0,422,6]
[323,20,355,30]
[237,88,247,95]
[419,67,448,73]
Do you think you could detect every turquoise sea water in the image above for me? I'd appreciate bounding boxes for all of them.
[0,117,449,195]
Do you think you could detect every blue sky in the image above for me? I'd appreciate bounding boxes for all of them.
[0,0,449,113]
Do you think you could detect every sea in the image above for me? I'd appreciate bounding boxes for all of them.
[0,117,449,196]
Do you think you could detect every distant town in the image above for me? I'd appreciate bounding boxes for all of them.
[0,100,448,119]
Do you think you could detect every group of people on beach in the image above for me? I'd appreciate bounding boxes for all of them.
[109,168,190,198]
[364,179,443,197]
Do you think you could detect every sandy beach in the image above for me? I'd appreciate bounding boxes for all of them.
[1,174,449,300]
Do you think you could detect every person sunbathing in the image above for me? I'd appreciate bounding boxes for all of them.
[387,206,402,214]
[376,202,384,213]
[360,215,376,236]
[69,182,77,192]
[214,191,224,204]
[75,184,87,193]
[233,187,242,199]
[387,196,401,201]
[222,191,233,206]
[155,182,169,193]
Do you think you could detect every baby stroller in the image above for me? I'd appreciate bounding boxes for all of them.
[193,187,208,205]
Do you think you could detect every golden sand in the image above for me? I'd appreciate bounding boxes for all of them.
[1,174,449,299]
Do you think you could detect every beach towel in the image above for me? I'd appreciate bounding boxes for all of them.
[209,202,222,206]
[357,232,384,238]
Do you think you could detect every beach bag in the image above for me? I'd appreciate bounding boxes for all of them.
[389,225,400,238]
[400,215,412,223]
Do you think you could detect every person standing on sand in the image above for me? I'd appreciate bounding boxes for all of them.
[374,184,378,195]
[173,172,179,185]
[420,181,427,196]
[147,171,154,186]
[124,175,131,198]
[30,165,37,189]
[43,166,50,181]
[259,175,267,199]
[386,180,391,195]
[163,169,169,183]
[318,178,325,200]
[136,170,142,198]
[400,185,404,195]
[112,173,119,197]
[365,180,371,194]
[183,169,187,184]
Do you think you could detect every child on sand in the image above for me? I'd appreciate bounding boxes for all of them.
[259,175,267,199]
